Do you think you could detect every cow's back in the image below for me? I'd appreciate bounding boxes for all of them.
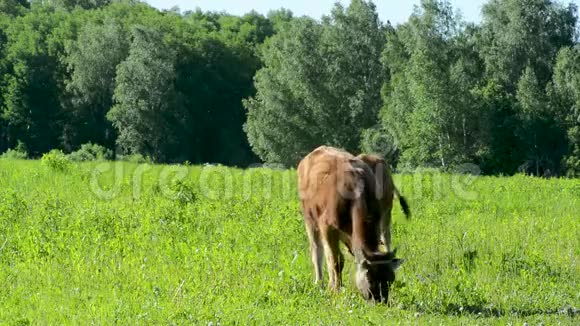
[298,146,372,228]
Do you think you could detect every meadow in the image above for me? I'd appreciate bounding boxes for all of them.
[0,158,578,325]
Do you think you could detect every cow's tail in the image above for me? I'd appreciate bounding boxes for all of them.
[394,187,411,219]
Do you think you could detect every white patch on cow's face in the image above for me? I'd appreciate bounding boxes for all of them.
[355,261,372,300]
[355,257,404,303]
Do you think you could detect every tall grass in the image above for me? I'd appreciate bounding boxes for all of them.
[0,160,578,324]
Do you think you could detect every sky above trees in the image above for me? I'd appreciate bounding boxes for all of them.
[145,0,491,25]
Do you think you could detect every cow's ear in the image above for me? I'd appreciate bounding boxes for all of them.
[389,258,404,271]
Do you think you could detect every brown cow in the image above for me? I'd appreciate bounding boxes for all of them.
[297,146,410,302]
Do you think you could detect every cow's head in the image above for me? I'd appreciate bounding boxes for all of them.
[355,250,403,303]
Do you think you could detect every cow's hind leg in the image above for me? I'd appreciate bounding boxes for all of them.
[305,222,324,286]
[321,227,342,291]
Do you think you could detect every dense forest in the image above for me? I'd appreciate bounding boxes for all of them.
[0,0,579,176]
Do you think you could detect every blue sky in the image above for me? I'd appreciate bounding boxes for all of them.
[145,0,490,25]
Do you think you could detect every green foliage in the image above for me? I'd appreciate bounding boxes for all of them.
[0,0,579,176]
[0,0,29,16]
[68,142,113,162]
[0,148,27,160]
[380,0,479,170]
[377,0,579,176]
[243,17,325,166]
[471,82,522,174]
[551,46,580,177]
[360,126,401,166]
[564,127,580,177]
[32,0,112,10]
[0,160,578,323]
[516,66,567,175]
[175,11,265,166]
[471,0,577,174]
[169,179,198,207]
[63,19,128,151]
[0,140,27,159]
[267,8,293,32]
[478,0,577,91]
[244,0,385,166]
[40,149,72,172]
[107,25,182,161]
[0,1,266,166]
[0,6,69,156]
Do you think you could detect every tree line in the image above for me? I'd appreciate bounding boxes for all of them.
[0,0,278,165]
[1,0,579,176]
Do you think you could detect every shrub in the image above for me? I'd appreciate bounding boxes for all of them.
[0,141,28,160]
[68,143,113,162]
[1,148,27,160]
[170,179,197,206]
[41,149,72,172]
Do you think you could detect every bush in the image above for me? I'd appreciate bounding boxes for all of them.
[68,143,113,162]
[0,141,28,160]
[1,148,27,160]
[170,180,198,207]
[41,149,72,172]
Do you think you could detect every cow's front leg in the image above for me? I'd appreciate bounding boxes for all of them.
[379,209,393,253]
[380,221,391,253]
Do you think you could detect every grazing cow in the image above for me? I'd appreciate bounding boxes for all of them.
[297,146,410,302]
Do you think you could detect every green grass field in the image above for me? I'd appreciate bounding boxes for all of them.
[0,159,578,325]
